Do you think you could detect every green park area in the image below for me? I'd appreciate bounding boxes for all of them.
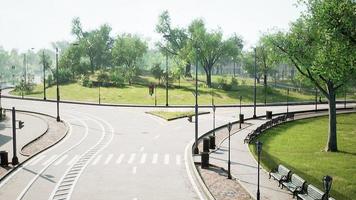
[10,75,326,105]
[249,113,356,200]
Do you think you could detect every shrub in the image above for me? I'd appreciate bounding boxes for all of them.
[110,71,125,87]
[54,68,73,84]
[217,77,231,91]
[231,77,239,90]
[81,75,93,88]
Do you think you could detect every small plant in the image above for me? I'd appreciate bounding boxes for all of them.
[217,77,231,91]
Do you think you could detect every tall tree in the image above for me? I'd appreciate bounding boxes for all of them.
[112,34,147,84]
[269,0,356,152]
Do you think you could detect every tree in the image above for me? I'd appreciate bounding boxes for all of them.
[71,17,113,73]
[112,34,147,84]
[151,63,164,85]
[187,19,243,87]
[269,0,356,152]
[156,11,192,77]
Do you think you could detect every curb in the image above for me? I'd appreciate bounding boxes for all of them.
[0,110,70,183]
[146,111,210,121]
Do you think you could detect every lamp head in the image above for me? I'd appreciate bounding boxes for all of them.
[227,122,232,132]
[323,175,333,192]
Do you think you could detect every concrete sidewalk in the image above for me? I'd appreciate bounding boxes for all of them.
[209,119,294,200]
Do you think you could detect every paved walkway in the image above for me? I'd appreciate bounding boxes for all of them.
[209,118,294,200]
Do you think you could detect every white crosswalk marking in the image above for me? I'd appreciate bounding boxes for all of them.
[176,154,181,165]
[92,155,102,165]
[128,153,136,164]
[67,155,79,166]
[140,153,147,164]
[104,154,113,165]
[116,154,125,164]
[164,154,169,165]
[152,153,158,164]
[139,146,144,152]
[54,154,68,166]
[42,155,57,166]
[132,166,137,174]
[29,155,46,166]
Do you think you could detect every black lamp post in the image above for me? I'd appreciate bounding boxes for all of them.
[98,83,101,104]
[163,34,170,107]
[239,95,242,129]
[286,88,289,114]
[315,87,318,112]
[193,47,200,155]
[55,47,60,122]
[253,48,257,118]
[256,140,263,200]
[21,77,24,99]
[227,122,232,179]
[323,175,333,199]
[42,50,47,100]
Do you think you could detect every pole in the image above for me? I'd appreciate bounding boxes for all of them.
[257,148,261,200]
[239,96,242,129]
[56,47,60,122]
[253,48,257,118]
[194,50,199,154]
[24,54,27,86]
[287,88,289,114]
[165,51,169,107]
[12,107,19,165]
[99,85,101,104]
[155,85,157,106]
[228,127,232,179]
[233,61,236,77]
[315,88,318,112]
[43,50,46,100]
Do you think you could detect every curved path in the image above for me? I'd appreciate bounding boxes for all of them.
[0,96,354,200]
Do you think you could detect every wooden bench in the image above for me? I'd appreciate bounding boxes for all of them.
[282,173,306,198]
[297,184,325,200]
[269,165,291,187]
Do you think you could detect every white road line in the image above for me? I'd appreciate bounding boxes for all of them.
[152,153,158,164]
[54,154,68,166]
[42,155,57,166]
[28,155,45,166]
[116,154,125,164]
[133,198,138,200]
[140,153,147,164]
[176,154,181,165]
[154,135,160,140]
[139,146,144,152]
[132,166,137,174]
[67,155,79,166]
[104,154,113,165]
[128,153,136,164]
[92,155,102,165]
[164,154,170,165]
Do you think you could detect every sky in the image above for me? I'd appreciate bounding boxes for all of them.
[0,0,304,52]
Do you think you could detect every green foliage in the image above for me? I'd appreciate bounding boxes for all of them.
[230,76,239,90]
[150,64,164,84]
[217,77,231,91]
[109,69,125,87]
[80,75,93,88]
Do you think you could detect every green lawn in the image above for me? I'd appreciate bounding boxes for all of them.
[249,113,356,200]
[12,75,320,105]
[146,110,209,120]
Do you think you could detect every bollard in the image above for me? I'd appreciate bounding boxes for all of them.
[201,152,209,169]
[203,138,210,152]
[266,111,273,119]
[0,151,8,166]
[239,114,244,123]
[209,135,216,149]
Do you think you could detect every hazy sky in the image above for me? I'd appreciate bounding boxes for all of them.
[0,0,304,52]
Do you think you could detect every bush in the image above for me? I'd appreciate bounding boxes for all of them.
[110,71,125,87]
[217,77,231,91]
[54,68,73,84]
[231,77,239,90]
[81,75,93,88]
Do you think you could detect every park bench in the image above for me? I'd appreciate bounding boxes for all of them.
[282,173,306,198]
[269,164,291,187]
[297,184,325,200]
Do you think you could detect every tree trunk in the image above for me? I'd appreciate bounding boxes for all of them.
[326,86,338,152]
[185,63,192,77]
[256,77,260,84]
[264,74,267,86]
[206,70,212,88]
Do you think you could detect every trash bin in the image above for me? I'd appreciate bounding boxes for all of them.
[266,111,273,119]
[0,151,8,166]
[201,152,209,169]
[239,114,244,123]
[209,135,216,149]
[203,138,210,152]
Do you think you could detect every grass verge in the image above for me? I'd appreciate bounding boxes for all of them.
[249,113,356,200]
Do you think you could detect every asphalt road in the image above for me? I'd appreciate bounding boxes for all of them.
[0,97,353,200]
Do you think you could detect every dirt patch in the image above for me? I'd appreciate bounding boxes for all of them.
[21,119,67,156]
[198,165,253,200]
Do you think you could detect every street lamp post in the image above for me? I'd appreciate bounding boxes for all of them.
[42,50,47,100]
[239,96,242,129]
[55,47,60,122]
[227,122,232,179]
[21,78,24,99]
[12,107,19,165]
[315,87,318,112]
[256,141,263,200]
[323,175,333,199]
[98,84,101,104]
[287,88,289,114]
[165,51,169,107]
[193,48,200,155]
[154,84,157,106]
[253,48,257,118]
